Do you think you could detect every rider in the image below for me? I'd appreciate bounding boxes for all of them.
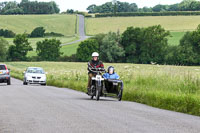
[103,66,120,80]
[87,52,104,93]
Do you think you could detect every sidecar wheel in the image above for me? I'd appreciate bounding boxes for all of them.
[118,90,123,101]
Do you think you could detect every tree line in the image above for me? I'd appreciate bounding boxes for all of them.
[87,0,200,13]
[0,0,60,15]
[0,34,62,62]
[2,24,200,66]
[75,24,200,66]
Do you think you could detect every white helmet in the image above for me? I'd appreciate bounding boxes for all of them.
[92,52,99,57]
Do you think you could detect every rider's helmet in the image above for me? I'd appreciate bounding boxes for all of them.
[108,66,115,74]
[92,52,99,57]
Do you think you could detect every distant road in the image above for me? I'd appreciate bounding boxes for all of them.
[61,14,90,46]
[0,78,200,133]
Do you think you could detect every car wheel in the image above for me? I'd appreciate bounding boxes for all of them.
[7,79,11,85]
[41,83,46,86]
[23,81,28,85]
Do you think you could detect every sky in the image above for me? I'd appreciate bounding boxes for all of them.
[0,0,184,12]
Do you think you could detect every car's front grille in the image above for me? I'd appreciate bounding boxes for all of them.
[37,77,41,79]
[32,76,36,79]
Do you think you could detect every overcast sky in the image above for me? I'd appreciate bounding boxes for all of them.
[0,0,184,12]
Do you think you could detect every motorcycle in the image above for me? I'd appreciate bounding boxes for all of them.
[88,67,106,101]
[88,67,124,101]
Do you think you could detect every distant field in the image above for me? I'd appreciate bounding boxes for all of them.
[85,16,200,35]
[5,36,79,57]
[61,42,80,56]
[168,32,185,45]
[5,62,200,116]
[0,14,76,36]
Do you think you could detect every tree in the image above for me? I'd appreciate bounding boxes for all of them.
[30,27,45,37]
[121,25,170,64]
[175,26,200,65]
[66,9,74,14]
[87,4,97,13]
[36,39,62,61]
[121,27,143,63]
[100,32,125,62]
[0,29,15,38]
[0,37,8,61]
[76,39,99,62]
[8,34,32,61]
[139,25,170,64]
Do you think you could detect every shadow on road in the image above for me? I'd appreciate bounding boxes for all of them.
[76,97,118,102]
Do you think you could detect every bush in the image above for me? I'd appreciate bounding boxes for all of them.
[76,39,99,62]
[0,37,9,61]
[44,32,64,37]
[36,38,62,61]
[58,54,77,62]
[0,29,16,38]
[94,11,200,17]
[30,27,45,37]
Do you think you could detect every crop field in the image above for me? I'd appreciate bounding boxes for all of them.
[0,14,77,36]
[5,62,200,116]
[85,16,200,35]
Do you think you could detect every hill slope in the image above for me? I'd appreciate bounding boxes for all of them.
[0,14,76,36]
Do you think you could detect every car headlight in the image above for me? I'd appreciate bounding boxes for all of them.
[26,75,32,80]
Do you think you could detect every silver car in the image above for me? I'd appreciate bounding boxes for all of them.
[0,64,11,85]
[23,67,47,86]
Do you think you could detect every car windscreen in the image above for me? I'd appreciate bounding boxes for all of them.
[0,65,6,70]
[27,68,44,74]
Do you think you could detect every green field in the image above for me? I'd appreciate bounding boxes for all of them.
[61,42,80,56]
[86,16,200,35]
[5,62,200,116]
[168,32,185,45]
[0,14,76,36]
[86,16,200,45]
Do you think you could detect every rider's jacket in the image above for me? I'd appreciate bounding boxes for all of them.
[103,73,120,79]
[88,60,104,74]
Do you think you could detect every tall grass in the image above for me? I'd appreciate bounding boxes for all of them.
[5,62,200,116]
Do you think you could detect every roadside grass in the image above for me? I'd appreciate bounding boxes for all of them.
[5,62,200,116]
[85,16,200,35]
[0,14,76,36]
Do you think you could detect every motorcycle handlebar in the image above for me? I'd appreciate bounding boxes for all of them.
[89,68,106,72]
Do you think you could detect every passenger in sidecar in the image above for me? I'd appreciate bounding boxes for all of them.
[103,66,123,101]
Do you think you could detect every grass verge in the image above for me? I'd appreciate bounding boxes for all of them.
[5,62,200,116]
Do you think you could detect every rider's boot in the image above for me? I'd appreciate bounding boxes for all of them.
[86,87,90,95]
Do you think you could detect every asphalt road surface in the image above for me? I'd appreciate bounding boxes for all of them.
[0,78,200,133]
[61,14,90,46]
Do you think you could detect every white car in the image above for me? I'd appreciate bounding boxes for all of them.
[23,67,47,86]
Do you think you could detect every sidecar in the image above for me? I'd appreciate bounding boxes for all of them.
[104,79,123,101]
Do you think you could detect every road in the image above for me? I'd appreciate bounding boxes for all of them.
[61,14,90,46]
[0,78,200,133]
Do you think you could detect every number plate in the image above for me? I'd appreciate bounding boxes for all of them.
[113,83,118,86]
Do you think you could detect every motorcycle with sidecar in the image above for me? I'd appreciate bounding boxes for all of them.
[87,67,123,101]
